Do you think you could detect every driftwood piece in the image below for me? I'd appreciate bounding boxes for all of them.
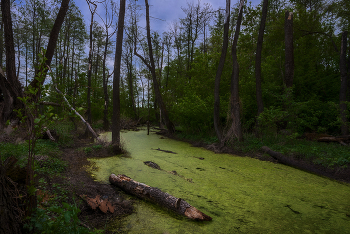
[144,161,161,170]
[109,174,211,221]
[152,148,177,154]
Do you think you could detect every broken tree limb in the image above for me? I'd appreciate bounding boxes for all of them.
[152,148,177,154]
[318,136,348,145]
[46,65,100,142]
[109,174,211,221]
[44,127,55,141]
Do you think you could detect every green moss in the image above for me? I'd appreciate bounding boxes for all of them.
[89,130,350,233]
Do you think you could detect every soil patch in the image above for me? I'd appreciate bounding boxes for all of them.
[51,139,134,231]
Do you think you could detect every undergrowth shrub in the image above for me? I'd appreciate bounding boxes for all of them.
[24,202,96,234]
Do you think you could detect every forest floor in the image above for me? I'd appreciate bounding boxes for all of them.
[52,139,134,232]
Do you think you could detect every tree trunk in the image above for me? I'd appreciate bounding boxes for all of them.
[0,0,24,128]
[127,55,137,119]
[214,0,230,143]
[102,30,110,131]
[135,0,175,134]
[339,31,348,136]
[85,3,95,138]
[29,0,70,100]
[112,0,126,146]
[255,0,268,116]
[226,0,244,142]
[109,174,212,221]
[284,11,294,88]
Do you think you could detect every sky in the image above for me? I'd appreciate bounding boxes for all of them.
[77,0,262,35]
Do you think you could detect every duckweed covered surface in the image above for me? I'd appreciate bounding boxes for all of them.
[89,129,350,233]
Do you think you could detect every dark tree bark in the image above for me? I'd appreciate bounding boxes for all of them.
[255,0,268,116]
[339,31,348,136]
[225,0,244,142]
[112,0,126,146]
[284,11,294,88]
[135,0,175,134]
[0,0,25,129]
[1,0,21,94]
[0,20,3,68]
[214,0,230,143]
[109,174,212,221]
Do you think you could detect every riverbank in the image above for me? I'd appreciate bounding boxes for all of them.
[171,130,350,184]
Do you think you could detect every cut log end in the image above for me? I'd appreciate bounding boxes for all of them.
[185,206,212,221]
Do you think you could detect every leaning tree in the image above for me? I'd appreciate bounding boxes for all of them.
[0,0,70,129]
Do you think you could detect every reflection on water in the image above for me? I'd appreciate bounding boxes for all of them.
[89,129,350,233]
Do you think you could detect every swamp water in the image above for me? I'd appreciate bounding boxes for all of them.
[89,129,350,233]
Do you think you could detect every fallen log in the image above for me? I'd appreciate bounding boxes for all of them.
[318,137,348,145]
[261,146,333,179]
[109,174,211,221]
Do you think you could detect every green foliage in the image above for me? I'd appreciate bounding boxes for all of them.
[54,121,76,146]
[83,144,103,155]
[24,202,96,234]
[257,106,288,135]
[0,140,60,167]
[36,157,67,175]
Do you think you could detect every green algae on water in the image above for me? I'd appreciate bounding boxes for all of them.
[89,129,350,234]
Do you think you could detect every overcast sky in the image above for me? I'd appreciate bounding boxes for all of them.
[77,0,262,35]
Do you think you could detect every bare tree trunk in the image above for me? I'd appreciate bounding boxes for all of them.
[103,34,110,131]
[284,11,294,88]
[127,55,137,119]
[84,2,96,138]
[340,31,348,136]
[226,0,244,142]
[255,0,268,116]
[135,0,175,134]
[112,0,126,147]
[214,0,230,143]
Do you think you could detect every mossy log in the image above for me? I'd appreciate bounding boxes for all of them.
[109,174,212,221]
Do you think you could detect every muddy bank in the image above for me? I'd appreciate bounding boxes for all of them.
[52,141,134,231]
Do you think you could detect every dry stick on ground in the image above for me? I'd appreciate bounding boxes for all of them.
[47,65,100,141]
[109,174,212,221]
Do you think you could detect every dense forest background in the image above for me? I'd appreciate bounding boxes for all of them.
[1,0,349,140]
